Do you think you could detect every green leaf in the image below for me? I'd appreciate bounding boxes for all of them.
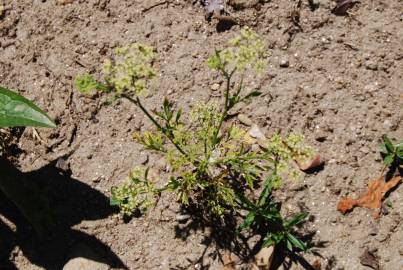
[109,196,121,206]
[396,144,403,159]
[0,86,56,128]
[286,233,307,251]
[235,192,255,211]
[243,91,262,100]
[284,212,308,229]
[258,175,273,207]
[383,153,394,166]
[237,212,255,233]
[286,239,292,251]
[262,233,283,247]
[262,237,276,248]
[175,108,182,124]
[382,135,394,153]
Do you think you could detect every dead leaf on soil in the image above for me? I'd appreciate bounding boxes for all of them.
[312,259,322,270]
[337,176,402,218]
[359,248,380,270]
[332,0,356,15]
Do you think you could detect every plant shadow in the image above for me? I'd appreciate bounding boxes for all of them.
[173,203,252,269]
[172,202,326,270]
[271,230,329,270]
[0,157,127,269]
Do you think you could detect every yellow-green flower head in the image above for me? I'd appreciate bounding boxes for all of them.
[103,43,156,96]
[207,27,267,73]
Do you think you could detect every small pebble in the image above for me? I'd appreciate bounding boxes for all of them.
[251,144,260,152]
[364,60,378,70]
[176,214,191,223]
[279,58,289,68]
[248,125,266,139]
[210,83,220,91]
[314,131,327,142]
[237,114,253,126]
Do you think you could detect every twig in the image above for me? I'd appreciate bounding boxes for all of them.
[142,0,170,13]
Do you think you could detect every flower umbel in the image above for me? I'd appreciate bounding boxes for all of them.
[104,44,156,96]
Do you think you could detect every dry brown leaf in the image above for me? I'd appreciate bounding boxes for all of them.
[337,176,402,218]
[359,248,380,270]
[312,259,322,270]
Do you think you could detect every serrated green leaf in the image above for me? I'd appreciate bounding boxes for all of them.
[0,87,56,128]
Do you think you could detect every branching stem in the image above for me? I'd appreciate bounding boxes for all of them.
[122,94,189,158]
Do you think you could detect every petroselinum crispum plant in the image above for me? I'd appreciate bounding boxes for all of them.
[75,27,313,251]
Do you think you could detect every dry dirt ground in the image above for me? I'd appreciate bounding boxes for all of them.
[0,0,402,269]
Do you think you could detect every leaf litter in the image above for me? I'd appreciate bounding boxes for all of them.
[337,175,402,218]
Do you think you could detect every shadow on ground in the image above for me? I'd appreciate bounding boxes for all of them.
[0,157,127,269]
[171,202,327,270]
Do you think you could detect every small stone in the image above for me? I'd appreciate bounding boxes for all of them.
[314,131,327,142]
[364,60,378,70]
[248,125,266,139]
[251,144,260,152]
[55,158,70,172]
[398,247,403,256]
[257,138,269,149]
[321,37,330,44]
[57,0,74,5]
[237,114,253,126]
[279,58,289,68]
[63,244,109,270]
[255,246,274,268]
[176,214,191,222]
[360,146,370,154]
[383,120,392,130]
[63,257,108,270]
[210,83,220,91]
[312,0,332,8]
[227,102,245,116]
[328,159,337,164]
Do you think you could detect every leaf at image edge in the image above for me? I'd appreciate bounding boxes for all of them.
[0,86,56,128]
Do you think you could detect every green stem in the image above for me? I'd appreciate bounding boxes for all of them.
[122,94,189,158]
[211,69,233,147]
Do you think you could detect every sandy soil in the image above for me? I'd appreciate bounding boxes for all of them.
[0,0,402,269]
